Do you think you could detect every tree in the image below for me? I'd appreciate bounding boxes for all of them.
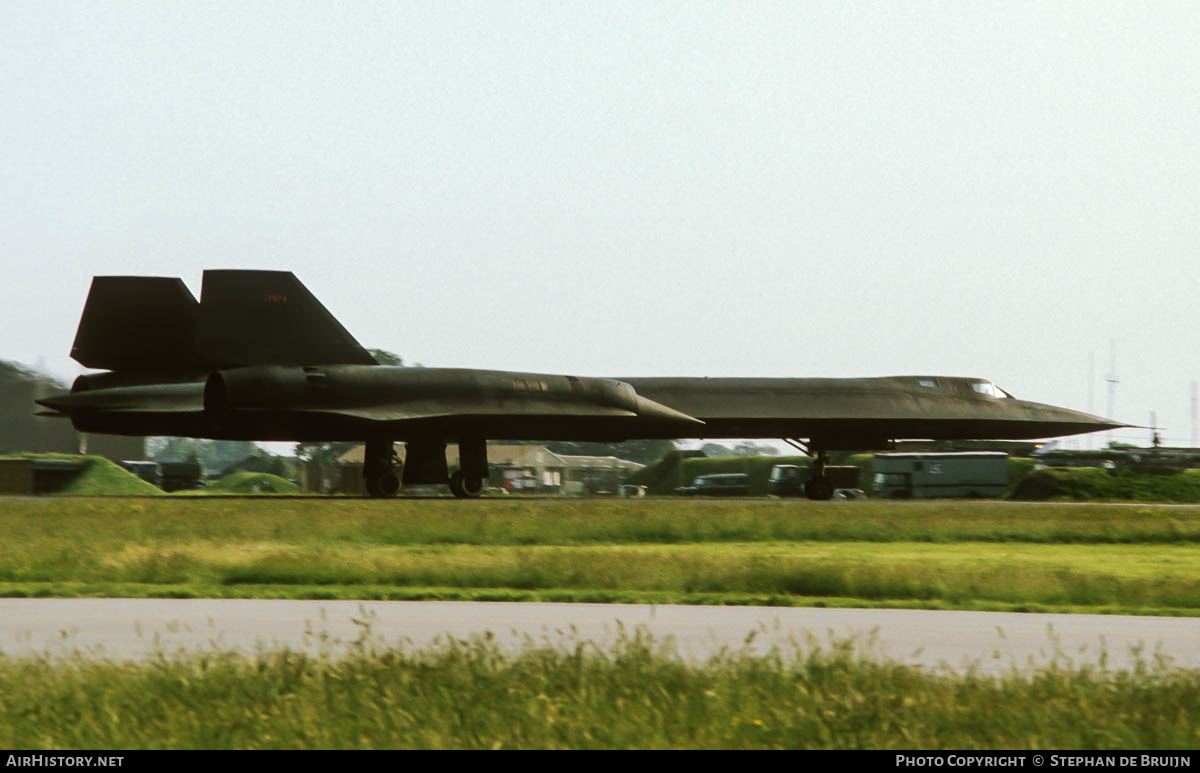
[147,437,203,463]
[294,441,361,465]
[368,348,404,366]
[148,438,264,474]
[699,441,778,458]
[732,441,778,457]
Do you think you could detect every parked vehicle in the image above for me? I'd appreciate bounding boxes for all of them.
[674,473,750,496]
[118,460,161,488]
[766,464,806,496]
[767,464,860,497]
[872,452,1008,498]
[158,461,203,492]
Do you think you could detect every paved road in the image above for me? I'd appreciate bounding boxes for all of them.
[2,599,1197,675]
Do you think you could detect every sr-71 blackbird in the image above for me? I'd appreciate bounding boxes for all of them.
[38,270,1122,499]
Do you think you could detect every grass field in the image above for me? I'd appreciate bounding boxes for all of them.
[2,629,1197,749]
[3,497,1200,615]
[5,496,1200,749]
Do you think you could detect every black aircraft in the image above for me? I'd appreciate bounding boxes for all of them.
[37,271,1123,499]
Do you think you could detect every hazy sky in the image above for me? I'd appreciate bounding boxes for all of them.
[4,1,1198,446]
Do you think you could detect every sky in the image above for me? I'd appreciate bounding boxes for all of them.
[3,1,1198,448]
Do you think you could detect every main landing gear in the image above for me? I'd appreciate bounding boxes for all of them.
[783,438,835,501]
[448,470,484,498]
[363,438,401,498]
[450,436,488,499]
[363,437,488,499]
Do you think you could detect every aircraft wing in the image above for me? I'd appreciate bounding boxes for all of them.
[291,397,640,423]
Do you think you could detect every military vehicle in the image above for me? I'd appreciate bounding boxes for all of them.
[873,452,1010,498]
[674,473,751,496]
[767,464,860,497]
[37,271,1124,499]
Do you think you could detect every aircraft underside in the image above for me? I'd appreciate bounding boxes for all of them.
[62,404,1117,500]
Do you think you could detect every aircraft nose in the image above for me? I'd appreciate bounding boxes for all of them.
[1043,404,1128,434]
[1075,409,1126,431]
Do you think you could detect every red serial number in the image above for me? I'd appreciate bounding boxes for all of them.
[264,294,288,303]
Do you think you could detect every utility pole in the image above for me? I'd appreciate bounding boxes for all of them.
[1087,351,1095,450]
[1191,380,1197,448]
[1106,339,1118,449]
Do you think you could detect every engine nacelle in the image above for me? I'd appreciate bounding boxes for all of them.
[204,366,312,415]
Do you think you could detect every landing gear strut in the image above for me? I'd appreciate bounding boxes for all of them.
[803,449,835,500]
[784,439,835,501]
[363,438,401,498]
[449,436,488,499]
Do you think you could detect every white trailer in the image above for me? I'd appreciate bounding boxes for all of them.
[872,452,1009,499]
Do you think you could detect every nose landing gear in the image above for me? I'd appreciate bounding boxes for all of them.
[783,438,835,501]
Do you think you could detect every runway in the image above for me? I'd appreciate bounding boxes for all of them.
[2,598,1197,675]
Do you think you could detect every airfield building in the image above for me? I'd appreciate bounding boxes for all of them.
[333,443,643,495]
[0,360,143,461]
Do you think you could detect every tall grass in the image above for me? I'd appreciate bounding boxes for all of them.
[3,540,1199,612]
[4,498,1200,612]
[1,631,1196,749]
[5,498,1200,546]
[6,543,1187,611]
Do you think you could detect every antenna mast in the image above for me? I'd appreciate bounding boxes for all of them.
[1191,380,1197,447]
[1087,350,1095,450]
[1105,339,1118,449]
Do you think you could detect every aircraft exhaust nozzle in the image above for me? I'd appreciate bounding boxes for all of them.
[35,382,204,416]
[34,391,113,412]
[34,394,72,412]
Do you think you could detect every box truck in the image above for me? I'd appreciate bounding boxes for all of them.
[872,452,1008,499]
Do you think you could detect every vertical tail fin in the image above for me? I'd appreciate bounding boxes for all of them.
[69,271,376,372]
[195,270,377,367]
[70,276,204,373]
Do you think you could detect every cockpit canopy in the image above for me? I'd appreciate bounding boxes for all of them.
[970,381,1012,399]
[912,377,1013,399]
